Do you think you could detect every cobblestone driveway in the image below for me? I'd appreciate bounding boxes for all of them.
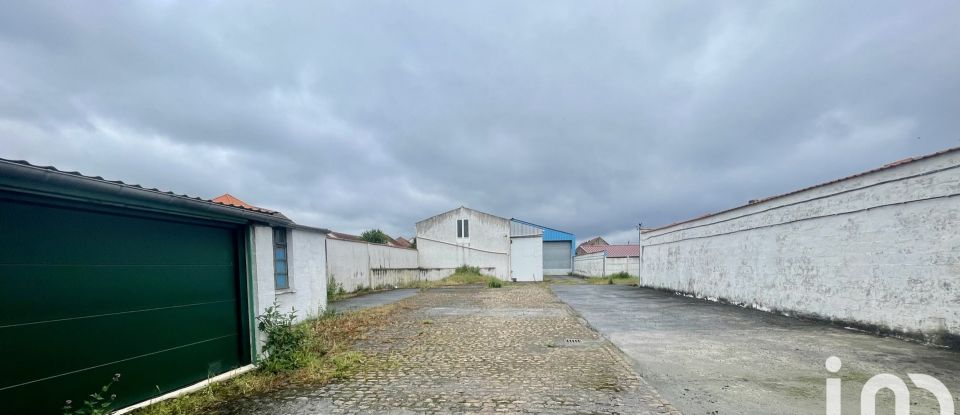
[229,285,679,414]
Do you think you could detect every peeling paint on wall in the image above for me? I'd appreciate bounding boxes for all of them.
[641,150,960,345]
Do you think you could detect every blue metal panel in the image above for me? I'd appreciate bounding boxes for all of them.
[510,219,576,257]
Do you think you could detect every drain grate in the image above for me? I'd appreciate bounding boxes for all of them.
[564,338,582,343]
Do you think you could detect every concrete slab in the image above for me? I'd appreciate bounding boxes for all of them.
[330,288,420,313]
[552,284,960,415]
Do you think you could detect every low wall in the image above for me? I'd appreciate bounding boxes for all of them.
[369,267,496,288]
[573,252,605,277]
[326,238,418,292]
[573,252,639,277]
[640,148,960,344]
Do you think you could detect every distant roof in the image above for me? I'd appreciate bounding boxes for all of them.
[578,244,640,258]
[328,231,413,248]
[577,236,608,248]
[0,158,291,225]
[648,145,960,232]
[510,218,574,241]
[416,205,509,224]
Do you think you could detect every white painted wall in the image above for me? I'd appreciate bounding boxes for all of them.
[416,207,511,253]
[640,150,960,341]
[605,257,640,276]
[416,207,513,279]
[252,225,328,355]
[573,252,605,277]
[416,237,510,280]
[326,238,418,292]
[510,236,543,281]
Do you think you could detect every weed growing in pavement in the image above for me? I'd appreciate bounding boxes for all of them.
[62,373,121,415]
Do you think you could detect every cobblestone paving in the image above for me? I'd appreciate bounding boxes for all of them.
[229,285,680,414]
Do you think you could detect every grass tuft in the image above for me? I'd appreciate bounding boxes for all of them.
[133,303,400,415]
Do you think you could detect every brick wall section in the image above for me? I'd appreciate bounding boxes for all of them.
[640,149,960,342]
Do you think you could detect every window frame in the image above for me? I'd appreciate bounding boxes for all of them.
[273,227,290,290]
[457,219,470,239]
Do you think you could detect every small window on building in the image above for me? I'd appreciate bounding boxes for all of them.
[273,228,289,290]
[457,219,469,238]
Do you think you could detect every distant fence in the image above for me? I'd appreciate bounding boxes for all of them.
[326,238,418,292]
[573,252,639,277]
[326,238,494,292]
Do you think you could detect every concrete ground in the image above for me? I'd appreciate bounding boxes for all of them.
[552,284,960,415]
[330,288,421,313]
[231,285,678,414]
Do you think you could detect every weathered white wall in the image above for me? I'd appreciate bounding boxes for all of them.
[416,237,510,280]
[573,253,639,277]
[252,226,328,356]
[605,257,640,276]
[326,238,418,292]
[416,207,513,279]
[573,252,605,277]
[416,207,511,254]
[510,236,544,281]
[641,150,960,341]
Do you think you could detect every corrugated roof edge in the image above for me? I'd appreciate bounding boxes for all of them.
[509,218,575,238]
[0,158,299,227]
[646,145,960,233]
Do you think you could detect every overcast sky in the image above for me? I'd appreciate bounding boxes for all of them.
[2,1,959,242]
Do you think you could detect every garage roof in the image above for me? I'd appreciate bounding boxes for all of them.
[0,158,298,227]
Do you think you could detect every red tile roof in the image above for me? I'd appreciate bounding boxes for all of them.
[577,244,640,258]
[648,146,960,232]
[211,193,277,214]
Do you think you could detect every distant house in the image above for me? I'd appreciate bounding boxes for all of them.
[573,238,640,277]
[393,236,414,248]
[0,160,329,414]
[576,236,609,254]
[576,244,640,258]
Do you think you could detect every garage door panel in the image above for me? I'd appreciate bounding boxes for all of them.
[0,197,246,414]
[1,300,240,390]
[543,241,572,269]
[0,333,241,415]
[0,264,237,326]
[0,201,237,266]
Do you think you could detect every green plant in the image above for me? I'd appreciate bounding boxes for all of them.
[609,271,633,279]
[487,279,502,288]
[327,276,344,301]
[455,265,482,275]
[63,373,120,415]
[360,229,390,244]
[256,304,309,373]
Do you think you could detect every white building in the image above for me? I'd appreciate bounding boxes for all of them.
[415,206,544,282]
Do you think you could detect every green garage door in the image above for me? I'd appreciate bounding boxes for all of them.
[0,195,249,414]
[543,241,572,271]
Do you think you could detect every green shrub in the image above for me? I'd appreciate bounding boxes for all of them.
[327,276,344,301]
[487,279,502,288]
[62,373,120,415]
[360,229,389,244]
[256,304,309,373]
[455,265,482,275]
[609,271,633,279]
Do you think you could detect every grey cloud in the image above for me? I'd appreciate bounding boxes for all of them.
[2,0,958,240]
